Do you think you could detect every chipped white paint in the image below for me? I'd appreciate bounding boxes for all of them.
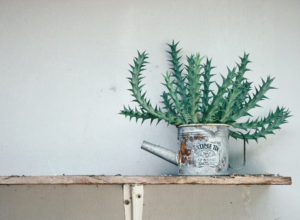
[123,184,144,220]
[132,185,144,220]
[123,184,132,220]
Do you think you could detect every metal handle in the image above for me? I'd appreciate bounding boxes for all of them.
[229,132,246,170]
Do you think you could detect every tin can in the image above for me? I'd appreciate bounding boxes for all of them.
[177,124,229,175]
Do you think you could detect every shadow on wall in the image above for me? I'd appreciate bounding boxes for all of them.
[228,137,267,174]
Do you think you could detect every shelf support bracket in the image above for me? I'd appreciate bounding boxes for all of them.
[123,184,144,220]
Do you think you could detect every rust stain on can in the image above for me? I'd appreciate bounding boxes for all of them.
[216,166,222,172]
[183,134,189,140]
[179,141,193,164]
[180,141,186,154]
[184,149,191,156]
[188,160,195,165]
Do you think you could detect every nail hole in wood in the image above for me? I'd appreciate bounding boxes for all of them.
[124,200,130,205]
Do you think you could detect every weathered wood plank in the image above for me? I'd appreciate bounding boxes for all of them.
[0,175,291,185]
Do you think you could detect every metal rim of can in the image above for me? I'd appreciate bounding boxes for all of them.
[177,123,230,128]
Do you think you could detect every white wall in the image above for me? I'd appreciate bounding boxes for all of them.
[0,0,300,219]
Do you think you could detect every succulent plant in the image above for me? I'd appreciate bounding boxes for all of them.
[120,41,291,142]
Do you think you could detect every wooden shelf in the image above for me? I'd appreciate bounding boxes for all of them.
[0,175,291,185]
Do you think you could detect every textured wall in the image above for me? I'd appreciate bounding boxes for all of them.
[0,0,299,219]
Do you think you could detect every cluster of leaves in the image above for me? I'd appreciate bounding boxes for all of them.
[120,41,291,142]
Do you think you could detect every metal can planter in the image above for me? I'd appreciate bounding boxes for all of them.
[177,124,229,175]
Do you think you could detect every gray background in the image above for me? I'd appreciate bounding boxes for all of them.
[0,0,299,219]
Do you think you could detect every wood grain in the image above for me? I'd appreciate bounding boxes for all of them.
[0,175,291,185]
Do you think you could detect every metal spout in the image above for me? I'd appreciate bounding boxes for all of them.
[141,141,178,166]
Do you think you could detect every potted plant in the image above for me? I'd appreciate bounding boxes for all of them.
[120,41,290,175]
